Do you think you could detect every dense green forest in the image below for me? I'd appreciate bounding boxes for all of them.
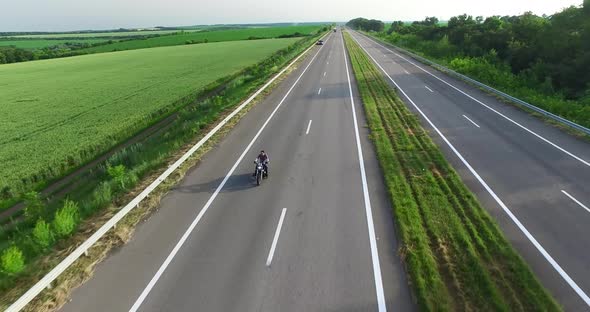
[346,18,385,32]
[350,1,590,129]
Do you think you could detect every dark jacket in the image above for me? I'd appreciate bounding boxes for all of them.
[256,153,269,163]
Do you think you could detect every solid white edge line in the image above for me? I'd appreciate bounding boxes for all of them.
[561,190,590,214]
[318,87,322,95]
[306,119,313,135]
[128,38,328,312]
[462,115,481,128]
[350,31,590,307]
[266,208,287,266]
[424,86,434,93]
[360,32,590,168]
[342,32,387,312]
[5,31,332,312]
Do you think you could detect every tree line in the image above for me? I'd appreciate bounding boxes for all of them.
[0,46,35,64]
[383,2,590,101]
[0,30,180,65]
[0,41,118,64]
[346,18,385,32]
[346,2,590,128]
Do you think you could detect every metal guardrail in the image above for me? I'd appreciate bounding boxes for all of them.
[4,31,330,312]
[361,32,590,136]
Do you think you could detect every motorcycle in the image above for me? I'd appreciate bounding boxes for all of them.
[254,160,268,186]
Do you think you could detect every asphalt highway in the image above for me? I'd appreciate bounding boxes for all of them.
[59,28,590,311]
[61,32,415,312]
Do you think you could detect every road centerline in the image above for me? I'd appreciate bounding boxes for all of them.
[562,190,590,214]
[306,120,313,135]
[424,85,434,93]
[266,208,287,266]
[462,115,480,128]
[318,87,322,95]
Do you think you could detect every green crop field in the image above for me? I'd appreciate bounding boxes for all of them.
[0,38,299,199]
[2,29,203,39]
[81,25,322,53]
[0,39,109,49]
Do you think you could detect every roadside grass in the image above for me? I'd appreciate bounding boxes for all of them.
[344,31,560,311]
[0,33,323,310]
[81,25,323,53]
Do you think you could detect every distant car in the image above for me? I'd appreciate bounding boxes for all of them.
[333,29,337,32]
[316,40,324,45]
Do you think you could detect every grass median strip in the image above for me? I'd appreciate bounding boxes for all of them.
[343,32,560,311]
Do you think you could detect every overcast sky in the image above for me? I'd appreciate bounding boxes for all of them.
[1,0,583,32]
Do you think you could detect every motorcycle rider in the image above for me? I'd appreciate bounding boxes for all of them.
[253,150,269,177]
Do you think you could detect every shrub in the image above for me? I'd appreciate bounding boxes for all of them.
[1,246,25,275]
[32,219,54,249]
[23,191,45,222]
[92,181,113,208]
[52,199,79,238]
[107,164,127,189]
[1,186,14,200]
